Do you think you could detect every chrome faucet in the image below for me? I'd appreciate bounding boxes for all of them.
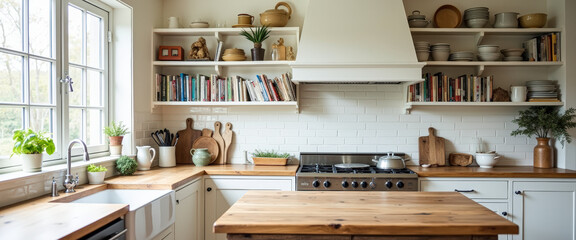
[64,139,90,193]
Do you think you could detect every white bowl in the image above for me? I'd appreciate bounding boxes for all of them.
[478,52,501,61]
[409,19,429,28]
[475,153,500,168]
[501,48,525,57]
[478,45,499,53]
[416,50,430,62]
[432,51,450,61]
[466,19,488,28]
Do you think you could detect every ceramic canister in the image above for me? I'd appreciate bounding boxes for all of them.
[191,148,211,166]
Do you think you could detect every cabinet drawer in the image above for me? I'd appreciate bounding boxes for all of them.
[420,180,508,199]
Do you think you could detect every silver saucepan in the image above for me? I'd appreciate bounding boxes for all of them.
[372,153,410,169]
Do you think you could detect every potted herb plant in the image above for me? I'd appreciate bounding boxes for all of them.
[86,164,108,184]
[240,25,271,61]
[11,129,56,172]
[251,149,291,166]
[104,121,129,155]
[116,155,138,176]
[511,106,576,168]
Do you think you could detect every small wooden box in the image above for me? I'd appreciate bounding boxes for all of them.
[158,46,184,61]
[252,157,288,166]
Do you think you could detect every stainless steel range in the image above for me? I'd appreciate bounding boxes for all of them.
[296,152,418,191]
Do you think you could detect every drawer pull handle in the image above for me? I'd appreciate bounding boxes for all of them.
[502,212,508,216]
[515,190,522,195]
[454,189,475,193]
[207,187,212,192]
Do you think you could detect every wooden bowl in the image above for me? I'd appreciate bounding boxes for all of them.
[222,54,247,61]
[434,5,462,28]
[519,13,547,28]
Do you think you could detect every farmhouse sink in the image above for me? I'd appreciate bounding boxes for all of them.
[72,189,175,240]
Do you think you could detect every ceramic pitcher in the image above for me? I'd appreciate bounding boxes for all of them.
[136,146,156,170]
[190,148,211,166]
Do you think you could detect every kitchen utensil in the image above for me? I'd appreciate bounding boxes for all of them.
[192,136,219,164]
[150,132,161,146]
[202,128,213,137]
[418,127,446,166]
[175,118,202,164]
[448,153,474,166]
[372,153,409,169]
[213,121,225,164]
[190,148,212,166]
[155,130,165,146]
[434,5,462,28]
[222,122,233,164]
[136,146,156,170]
[259,2,292,27]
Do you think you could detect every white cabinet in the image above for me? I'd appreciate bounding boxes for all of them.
[512,180,576,240]
[153,224,175,240]
[203,176,294,240]
[175,178,204,240]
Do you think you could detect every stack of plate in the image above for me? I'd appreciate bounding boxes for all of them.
[414,41,430,61]
[221,48,247,61]
[431,43,451,61]
[477,45,501,61]
[464,7,490,28]
[526,80,559,101]
[449,51,474,61]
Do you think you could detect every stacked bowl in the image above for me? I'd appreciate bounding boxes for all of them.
[449,51,474,61]
[501,48,525,61]
[414,41,430,62]
[526,80,558,101]
[477,45,501,61]
[221,48,247,61]
[430,43,451,61]
[408,10,429,28]
[464,7,490,28]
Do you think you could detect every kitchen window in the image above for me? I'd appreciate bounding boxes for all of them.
[0,0,111,172]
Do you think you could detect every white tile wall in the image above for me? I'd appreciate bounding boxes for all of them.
[138,84,535,166]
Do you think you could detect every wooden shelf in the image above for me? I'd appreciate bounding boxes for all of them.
[405,101,564,113]
[152,101,300,113]
[410,28,562,35]
[153,60,294,67]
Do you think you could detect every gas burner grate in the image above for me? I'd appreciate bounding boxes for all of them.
[299,164,416,174]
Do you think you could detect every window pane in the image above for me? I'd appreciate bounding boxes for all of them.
[30,59,53,104]
[86,13,101,68]
[0,53,23,103]
[87,70,101,106]
[68,66,82,106]
[29,0,52,58]
[69,108,82,140]
[0,107,23,156]
[30,107,54,134]
[86,109,102,145]
[68,5,83,65]
[0,0,23,51]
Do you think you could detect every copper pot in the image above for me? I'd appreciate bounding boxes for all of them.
[260,2,292,27]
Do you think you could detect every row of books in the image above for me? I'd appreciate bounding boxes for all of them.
[408,72,494,102]
[154,73,297,102]
[523,32,560,62]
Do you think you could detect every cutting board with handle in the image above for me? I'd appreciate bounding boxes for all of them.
[212,121,226,165]
[418,127,446,166]
[222,122,234,164]
[175,118,202,164]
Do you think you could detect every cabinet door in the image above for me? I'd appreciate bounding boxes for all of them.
[478,202,510,240]
[204,177,294,240]
[512,181,576,240]
[175,178,203,240]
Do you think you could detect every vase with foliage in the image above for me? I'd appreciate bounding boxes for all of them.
[104,121,129,155]
[11,129,56,172]
[251,149,291,166]
[511,106,576,168]
[87,164,108,184]
[240,25,271,61]
[116,155,138,176]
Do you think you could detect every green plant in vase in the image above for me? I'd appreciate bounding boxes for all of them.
[240,25,271,61]
[87,164,108,184]
[104,121,129,155]
[11,129,56,172]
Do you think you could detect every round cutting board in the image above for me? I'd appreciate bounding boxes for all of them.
[192,136,219,164]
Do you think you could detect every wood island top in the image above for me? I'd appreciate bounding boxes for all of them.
[214,191,519,236]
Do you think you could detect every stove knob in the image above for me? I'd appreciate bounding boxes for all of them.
[360,181,368,188]
[396,181,405,189]
[312,180,320,188]
[385,181,393,189]
[342,180,349,188]
[351,181,359,188]
[323,180,331,188]
[369,181,376,189]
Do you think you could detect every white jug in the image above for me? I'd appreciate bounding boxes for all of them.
[136,146,156,170]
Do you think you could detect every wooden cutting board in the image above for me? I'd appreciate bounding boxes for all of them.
[175,118,202,164]
[212,122,226,165]
[418,127,446,166]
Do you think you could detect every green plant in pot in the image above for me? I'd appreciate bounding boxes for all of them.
[87,164,108,184]
[240,25,271,61]
[251,149,291,166]
[116,155,138,176]
[511,106,576,168]
[11,129,56,172]
[104,121,129,155]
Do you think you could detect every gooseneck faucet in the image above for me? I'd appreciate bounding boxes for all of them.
[64,139,90,193]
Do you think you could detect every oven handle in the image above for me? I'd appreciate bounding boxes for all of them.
[107,229,128,240]
[454,189,475,193]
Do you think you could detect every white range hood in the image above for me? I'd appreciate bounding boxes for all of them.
[291,0,425,84]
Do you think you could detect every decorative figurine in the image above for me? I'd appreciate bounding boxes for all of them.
[189,37,211,60]
[286,46,295,61]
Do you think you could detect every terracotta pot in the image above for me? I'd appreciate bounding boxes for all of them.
[109,136,124,145]
[251,47,265,61]
[260,2,292,27]
[534,137,553,168]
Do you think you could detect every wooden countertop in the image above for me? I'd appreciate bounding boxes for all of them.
[214,191,518,236]
[411,166,576,178]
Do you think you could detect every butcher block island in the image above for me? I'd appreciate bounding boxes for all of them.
[214,191,518,240]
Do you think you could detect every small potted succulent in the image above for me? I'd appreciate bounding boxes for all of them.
[240,25,271,61]
[11,129,56,172]
[511,106,576,168]
[104,121,129,155]
[251,149,291,166]
[116,155,138,176]
[86,164,108,184]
